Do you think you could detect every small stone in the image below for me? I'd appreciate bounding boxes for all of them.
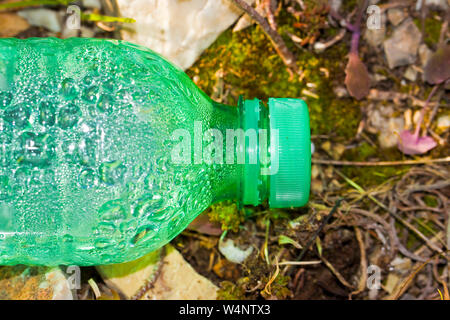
[378,117,405,149]
[383,19,421,69]
[387,8,407,26]
[82,0,101,9]
[18,8,62,33]
[418,44,433,67]
[403,66,418,81]
[436,115,450,133]
[367,105,405,149]
[333,86,349,98]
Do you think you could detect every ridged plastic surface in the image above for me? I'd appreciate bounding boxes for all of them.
[268,98,311,208]
[0,38,215,265]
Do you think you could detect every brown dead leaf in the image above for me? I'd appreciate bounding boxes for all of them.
[424,44,450,85]
[0,13,29,37]
[345,53,370,100]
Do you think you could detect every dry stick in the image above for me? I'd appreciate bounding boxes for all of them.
[349,226,367,298]
[336,170,446,255]
[312,156,450,166]
[232,0,300,75]
[296,198,342,261]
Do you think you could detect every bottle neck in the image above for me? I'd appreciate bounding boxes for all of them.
[237,98,270,207]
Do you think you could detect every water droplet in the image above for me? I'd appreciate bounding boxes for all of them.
[78,168,98,188]
[133,193,165,220]
[60,78,79,100]
[78,137,98,166]
[96,94,114,114]
[0,175,11,200]
[130,225,158,246]
[0,91,12,109]
[98,199,126,221]
[94,238,115,249]
[38,100,56,126]
[99,160,126,185]
[16,132,56,166]
[82,86,99,104]
[97,221,116,235]
[62,234,74,243]
[57,103,81,129]
[4,103,30,128]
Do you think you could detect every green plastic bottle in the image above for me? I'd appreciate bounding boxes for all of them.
[0,38,311,266]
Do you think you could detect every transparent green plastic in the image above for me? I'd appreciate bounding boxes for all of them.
[0,38,310,265]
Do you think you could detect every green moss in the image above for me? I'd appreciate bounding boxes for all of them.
[423,195,438,208]
[188,19,361,140]
[207,201,244,232]
[413,16,443,47]
[342,144,409,187]
[217,280,246,300]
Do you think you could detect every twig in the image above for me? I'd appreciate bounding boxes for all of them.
[312,156,450,166]
[337,170,445,255]
[278,260,322,266]
[349,226,368,298]
[232,0,300,75]
[297,199,342,261]
[320,255,355,289]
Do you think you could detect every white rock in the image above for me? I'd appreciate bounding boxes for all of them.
[219,239,253,264]
[18,8,62,33]
[383,19,421,69]
[82,0,101,9]
[378,117,405,149]
[117,0,255,70]
[418,44,433,67]
[436,115,450,132]
[367,105,405,149]
[404,66,418,81]
[97,247,218,299]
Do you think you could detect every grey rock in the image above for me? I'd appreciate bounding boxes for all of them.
[383,19,422,69]
[387,8,407,26]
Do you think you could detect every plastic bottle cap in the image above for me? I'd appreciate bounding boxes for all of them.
[268,98,311,208]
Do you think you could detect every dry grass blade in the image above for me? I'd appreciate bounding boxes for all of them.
[312,157,450,166]
[387,254,440,300]
[350,226,367,298]
[336,170,445,255]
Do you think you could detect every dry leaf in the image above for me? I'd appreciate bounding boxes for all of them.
[424,44,450,85]
[345,53,370,100]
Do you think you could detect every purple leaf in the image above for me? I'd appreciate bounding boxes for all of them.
[424,44,450,85]
[397,130,437,155]
[345,53,370,100]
